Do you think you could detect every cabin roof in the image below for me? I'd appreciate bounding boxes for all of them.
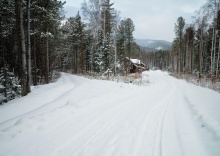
[130,59,141,64]
[125,57,146,66]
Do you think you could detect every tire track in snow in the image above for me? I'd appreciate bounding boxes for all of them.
[4,71,218,156]
[47,74,167,156]
[136,75,176,156]
[0,74,81,130]
[0,79,152,156]
[183,96,220,139]
[74,78,170,155]
[162,74,220,156]
[48,92,145,155]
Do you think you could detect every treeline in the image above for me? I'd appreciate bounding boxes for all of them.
[144,0,220,79]
[0,0,140,103]
[61,0,140,75]
[1,0,65,102]
[143,50,172,71]
[171,0,220,78]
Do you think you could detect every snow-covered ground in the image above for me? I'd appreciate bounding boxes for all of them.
[0,71,220,156]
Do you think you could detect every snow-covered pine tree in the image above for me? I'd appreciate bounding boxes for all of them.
[1,0,66,101]
[64,12,85,74]
[75,12,85,74]
[66,17,79,73]
[184,26,194,74]
[99,0,116,73]
[116,20,126,75]
[174,17,185,73]
[102,33,114,72]
[83,30,93,73]
[31,0,65,83]
[124,18,135,61]
[0,66,21,104]
[96,30,105,73]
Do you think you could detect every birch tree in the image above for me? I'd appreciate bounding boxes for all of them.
[199,0,220,76]
[81,0,103,40]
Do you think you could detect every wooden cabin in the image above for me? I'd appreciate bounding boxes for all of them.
[125,57,146,73]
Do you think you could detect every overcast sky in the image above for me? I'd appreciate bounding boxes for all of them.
[63,0,206,42]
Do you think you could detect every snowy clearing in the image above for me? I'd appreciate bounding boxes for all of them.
[0,70,220,156]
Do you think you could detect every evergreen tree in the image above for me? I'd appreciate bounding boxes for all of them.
[184,26,195,74]
[124,18,135,60]
[99,0,115,73]
[83,30,93,73]
[63,12,85,74]
[174,16,185,73]
[0,66,21,104]
[116,20,126,75]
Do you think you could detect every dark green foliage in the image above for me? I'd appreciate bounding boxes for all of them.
[0,0,140,104]
[0,0,65,102]
[0,66,21,104]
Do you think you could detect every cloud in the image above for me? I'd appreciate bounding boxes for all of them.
[180,5,199,14]
[112,0,205,41]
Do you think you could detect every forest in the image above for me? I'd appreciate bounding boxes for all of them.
[142,0,220,86]
[0,0,141,103]
[0,0,220,103]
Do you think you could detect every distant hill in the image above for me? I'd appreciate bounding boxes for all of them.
[135,39,172,52]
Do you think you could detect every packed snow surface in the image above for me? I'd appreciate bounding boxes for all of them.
[0,71,220,156]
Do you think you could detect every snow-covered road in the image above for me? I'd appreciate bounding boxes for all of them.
[0,71,220,156]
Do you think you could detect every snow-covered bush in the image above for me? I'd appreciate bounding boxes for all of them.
[50,70,61,83]
[170,73,220,92]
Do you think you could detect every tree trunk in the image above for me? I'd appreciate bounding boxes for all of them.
[199,37,202,75]
[1,37,7,98]
[0,5,6,98]
[74,48,78,74]
[124,42,127,76]
[211,27,216,75]
[185,41,189,74]
[44,0,50,83]
[184,39,187,74]
[18,0,27,96]
[73,48,75,74]
[180,38,183,73]
[211,28,214,75]
[80,34,83,73]
[216,37,220,78]
[114,41,117,76]
[103,9,106,39]
[15,0,22,85]
[176,53,179,73]
[33,22,37,86]
[45,25,49,84]
[27,0,31,92]
[213,29,217,75]
[189,47,191,74]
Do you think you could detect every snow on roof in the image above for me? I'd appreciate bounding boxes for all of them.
[125,57,146,66]
[130,59,141,64]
